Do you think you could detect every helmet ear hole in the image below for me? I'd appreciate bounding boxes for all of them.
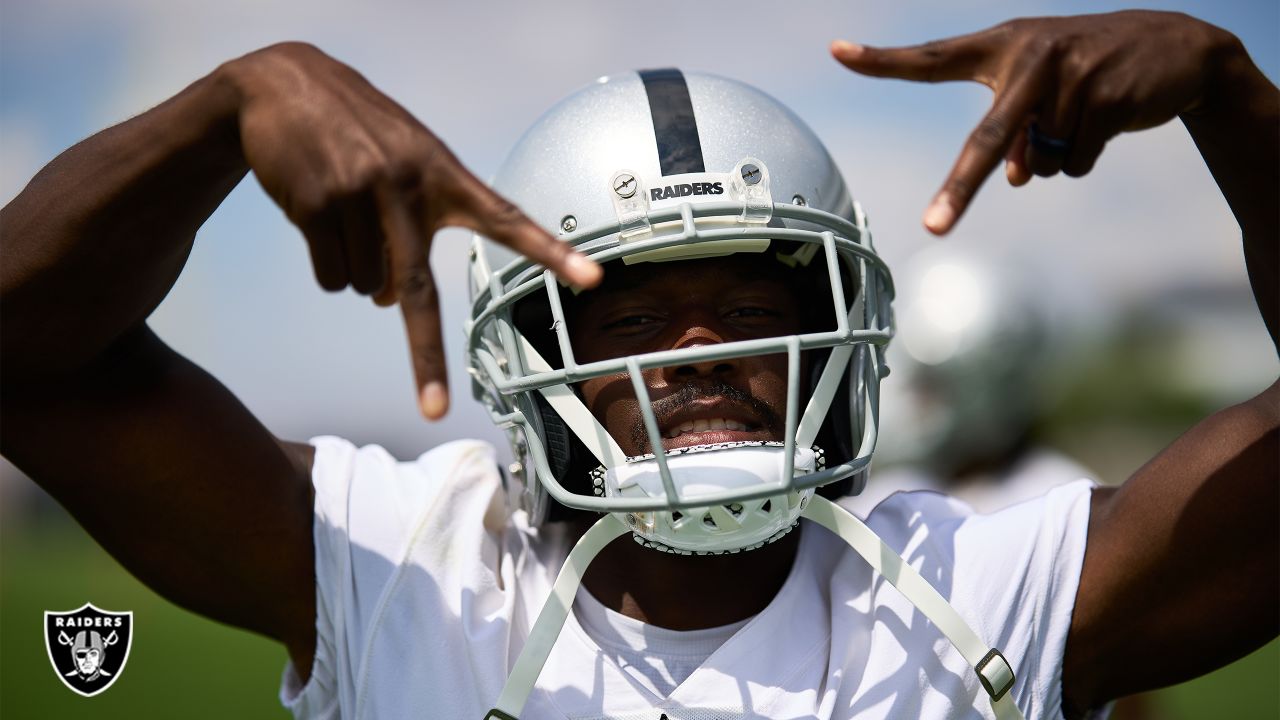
[536,394,573,482]
[533,393,606,523]
[810,348,858,499]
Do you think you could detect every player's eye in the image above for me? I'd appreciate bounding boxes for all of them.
[601,312,661,332]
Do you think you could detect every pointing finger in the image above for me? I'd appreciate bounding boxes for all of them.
[379,183,449,420]
[923,60,1049,235]
[831,31,998,85]
[435,153,602,290]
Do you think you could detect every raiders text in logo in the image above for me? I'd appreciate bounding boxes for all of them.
[44,603,133,697]
[649,181,724,201]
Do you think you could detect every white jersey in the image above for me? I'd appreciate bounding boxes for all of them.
[280,437,1096,720]
[847,449,1097,518]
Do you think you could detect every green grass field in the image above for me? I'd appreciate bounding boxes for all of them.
[2,513,1276,719]
[1,515,288,720]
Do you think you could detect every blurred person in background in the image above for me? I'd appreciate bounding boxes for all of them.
[848,245,1160,720]
[850,245,1089,515]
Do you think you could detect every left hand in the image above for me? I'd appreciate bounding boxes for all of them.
[832,11,1241,235]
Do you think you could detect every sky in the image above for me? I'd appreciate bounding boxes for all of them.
[2,0,1277,461]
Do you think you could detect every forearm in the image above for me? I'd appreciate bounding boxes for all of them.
[1180,34,1280,352]
[0,65,249,381]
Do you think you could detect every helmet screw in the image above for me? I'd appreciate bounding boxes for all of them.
[741,164,762,185]
[792,194,807,206]
[560,215,577,233]
[613,173,637,198]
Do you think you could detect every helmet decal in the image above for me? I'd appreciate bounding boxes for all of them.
[638,68,705,175]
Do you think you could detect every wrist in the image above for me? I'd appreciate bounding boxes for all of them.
[1182,22,1268,122]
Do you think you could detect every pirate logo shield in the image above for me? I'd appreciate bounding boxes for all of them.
[44,603,133,696]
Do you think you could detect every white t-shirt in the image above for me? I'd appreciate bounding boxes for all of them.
[571,586,750,697]
[847,449,1097,517]
[281,436,1096,720]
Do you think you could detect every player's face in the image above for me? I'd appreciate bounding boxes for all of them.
[568,255,804,456]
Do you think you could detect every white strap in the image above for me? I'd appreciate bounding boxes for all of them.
[486,499,1025,720]
[796,344,852,448]
[802,495,1025,720]
[518,335,628,469]
[486,514,629,720]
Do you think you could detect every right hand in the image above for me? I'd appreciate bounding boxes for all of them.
[222,43,601,419]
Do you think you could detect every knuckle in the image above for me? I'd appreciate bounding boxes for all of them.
[406,328,444,369]
[267,40,323,59]
[312,265,347,292]
[412,335,443,359]
[969,116,1009,151]
[1061,47,1091,78]
[318,277,347,293]
[396,264,438,306]
[350,157,389,192]
[1029,157,1062,178]
[918,39,947,58]
[996,18,1025,35]
[333,146,396,197]
[1022,30,1063,61]
[1006,33,1049,65]
[944,177,975,203]
[482,195,528,229]
[351,272,383,295]
[386,155,424,195]
[1062,160,1091,178]
[1063,150,1099,177]
[290,191,331,229]
[1089,85,1125,115]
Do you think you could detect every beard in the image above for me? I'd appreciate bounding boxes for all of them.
[629,379,783,454]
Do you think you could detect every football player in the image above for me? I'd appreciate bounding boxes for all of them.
[1,10,1275,720]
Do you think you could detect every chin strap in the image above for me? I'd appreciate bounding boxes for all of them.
[485,498,1024,720]
[802,495,1025,720]
[486,514,629,720]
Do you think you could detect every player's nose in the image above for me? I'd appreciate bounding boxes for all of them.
[660,319,741,382]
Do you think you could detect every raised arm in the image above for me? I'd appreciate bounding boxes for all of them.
[831,10,1278,715]
[0,42,599,675]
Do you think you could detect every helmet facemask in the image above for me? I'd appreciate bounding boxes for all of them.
[468,181,893,554]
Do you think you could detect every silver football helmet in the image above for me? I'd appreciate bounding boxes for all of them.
[473,70,1024,720]
[466,69,894,554]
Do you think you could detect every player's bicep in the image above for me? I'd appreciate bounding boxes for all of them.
[1064,380,1279,711]
[0,324,316,657]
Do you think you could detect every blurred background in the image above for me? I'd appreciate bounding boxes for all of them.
[2,0,1276,717]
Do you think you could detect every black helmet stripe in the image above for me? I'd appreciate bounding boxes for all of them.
[638,68,705,176]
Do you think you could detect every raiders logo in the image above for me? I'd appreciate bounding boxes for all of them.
[44,603,133,697]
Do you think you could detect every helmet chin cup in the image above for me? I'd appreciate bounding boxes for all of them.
[590,442,820,554]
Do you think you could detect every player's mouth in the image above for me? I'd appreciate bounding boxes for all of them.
[654,403,775,453]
